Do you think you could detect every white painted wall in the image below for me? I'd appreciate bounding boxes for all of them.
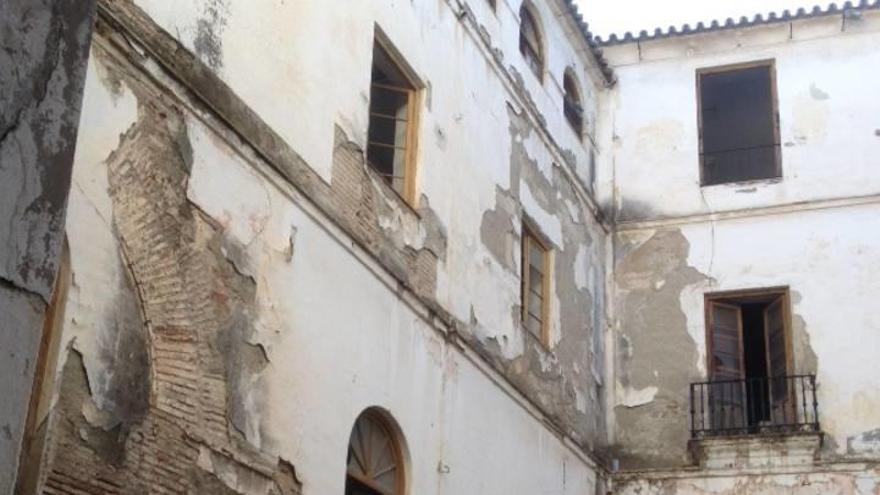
[58,1,610,491]
[599,11,880,222]
[604,10,880,464]
[670,202,880,455]
[133,0,607,359]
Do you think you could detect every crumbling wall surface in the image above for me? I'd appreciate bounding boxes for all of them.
[0,0,95,491]
[38,34,300,494]
[613,465,880,495]
[611,203,880,469]
[87,0,612,457]
[611,228,711,468]
[39,5,612,493]
[466,104,609,447]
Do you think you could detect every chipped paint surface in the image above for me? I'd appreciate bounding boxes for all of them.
[13,0,880,493]
[0,0,95,490]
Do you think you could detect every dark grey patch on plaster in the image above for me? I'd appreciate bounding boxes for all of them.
[91,255,151,430]
[617,198,661,223]
[471,104,608,448]
[874,129,880,137]
[809,83,830,101]
[62,349,129,466]
[788,291,818,376]
[507,67,546,129]
[847,428,880,456]
[193,0,229,70]
[434,125,447,150]
[613,229,711,469]
[560,148,577,170]
[480,186,519,271]
[417,195,448,261]
[0,0,95,300]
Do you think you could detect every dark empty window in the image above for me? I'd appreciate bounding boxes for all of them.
[519,4,544,79]
[706,290,790,429]
[698,63,780,186]
[563,70,584,136]
[368,41,419,203]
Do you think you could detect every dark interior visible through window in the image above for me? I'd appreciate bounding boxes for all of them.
[367,41,418,202]
[563,71,584,136]
[706,290,790,429]
[698,62,780,186]
[519,3,544,79]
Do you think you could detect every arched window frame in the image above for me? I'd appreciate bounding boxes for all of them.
[345,408,409,495]
[563,68,585,137]
[519,2,545,80]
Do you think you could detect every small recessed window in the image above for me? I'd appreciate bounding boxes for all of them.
[486,0,496,10]
[519,3,544,79]
[367,39,420,204]
[521,223,551,345]
[698,62,781,186]
[563,70,584,136]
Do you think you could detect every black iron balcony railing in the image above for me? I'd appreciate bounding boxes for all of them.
[690,374,819,439]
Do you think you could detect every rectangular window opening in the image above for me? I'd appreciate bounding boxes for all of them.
[698,62,780,186]
[705,289,793,431]
[521,223,551,346]
[367,37,420,204]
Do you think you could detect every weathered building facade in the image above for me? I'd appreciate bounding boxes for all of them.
[3,0,879,494]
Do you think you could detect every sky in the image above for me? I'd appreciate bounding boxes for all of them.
[574,0,820,38]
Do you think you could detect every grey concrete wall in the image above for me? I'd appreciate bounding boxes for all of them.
[0,1,95,492]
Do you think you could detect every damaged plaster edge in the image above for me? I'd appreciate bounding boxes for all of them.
[611,456,879,480]
[614,191,880,232]
[440,0,613,233]
[451,328,609,475]
[615,383,658,409]
[90,6,614,475]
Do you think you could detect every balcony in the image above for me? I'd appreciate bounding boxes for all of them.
[689,374,820,439]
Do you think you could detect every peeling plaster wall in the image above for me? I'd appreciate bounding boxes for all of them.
[36,0,615,492]
[601,11,880,472]
[611,204,880,468]
[133,0,604,189]
[599,11,880,222]
[614,465,880,495]
[107,0,612,450]
[0,1,94,492]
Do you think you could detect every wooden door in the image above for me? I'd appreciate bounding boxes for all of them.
[764,298,790,423]
[708,301,746,431]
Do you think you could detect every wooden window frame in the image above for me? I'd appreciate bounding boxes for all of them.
[703,287,794,382]
[521,221,553,347]
[346,408,407,495]
[696,59,782,187]
[368,32,423,207]
[518,2,545,82]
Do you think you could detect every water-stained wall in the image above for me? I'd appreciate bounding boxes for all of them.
[0,1,94,491]
[31,0,614,492]
[603,11,880,470]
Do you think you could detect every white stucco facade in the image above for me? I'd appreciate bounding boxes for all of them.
[26,1,880,494]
